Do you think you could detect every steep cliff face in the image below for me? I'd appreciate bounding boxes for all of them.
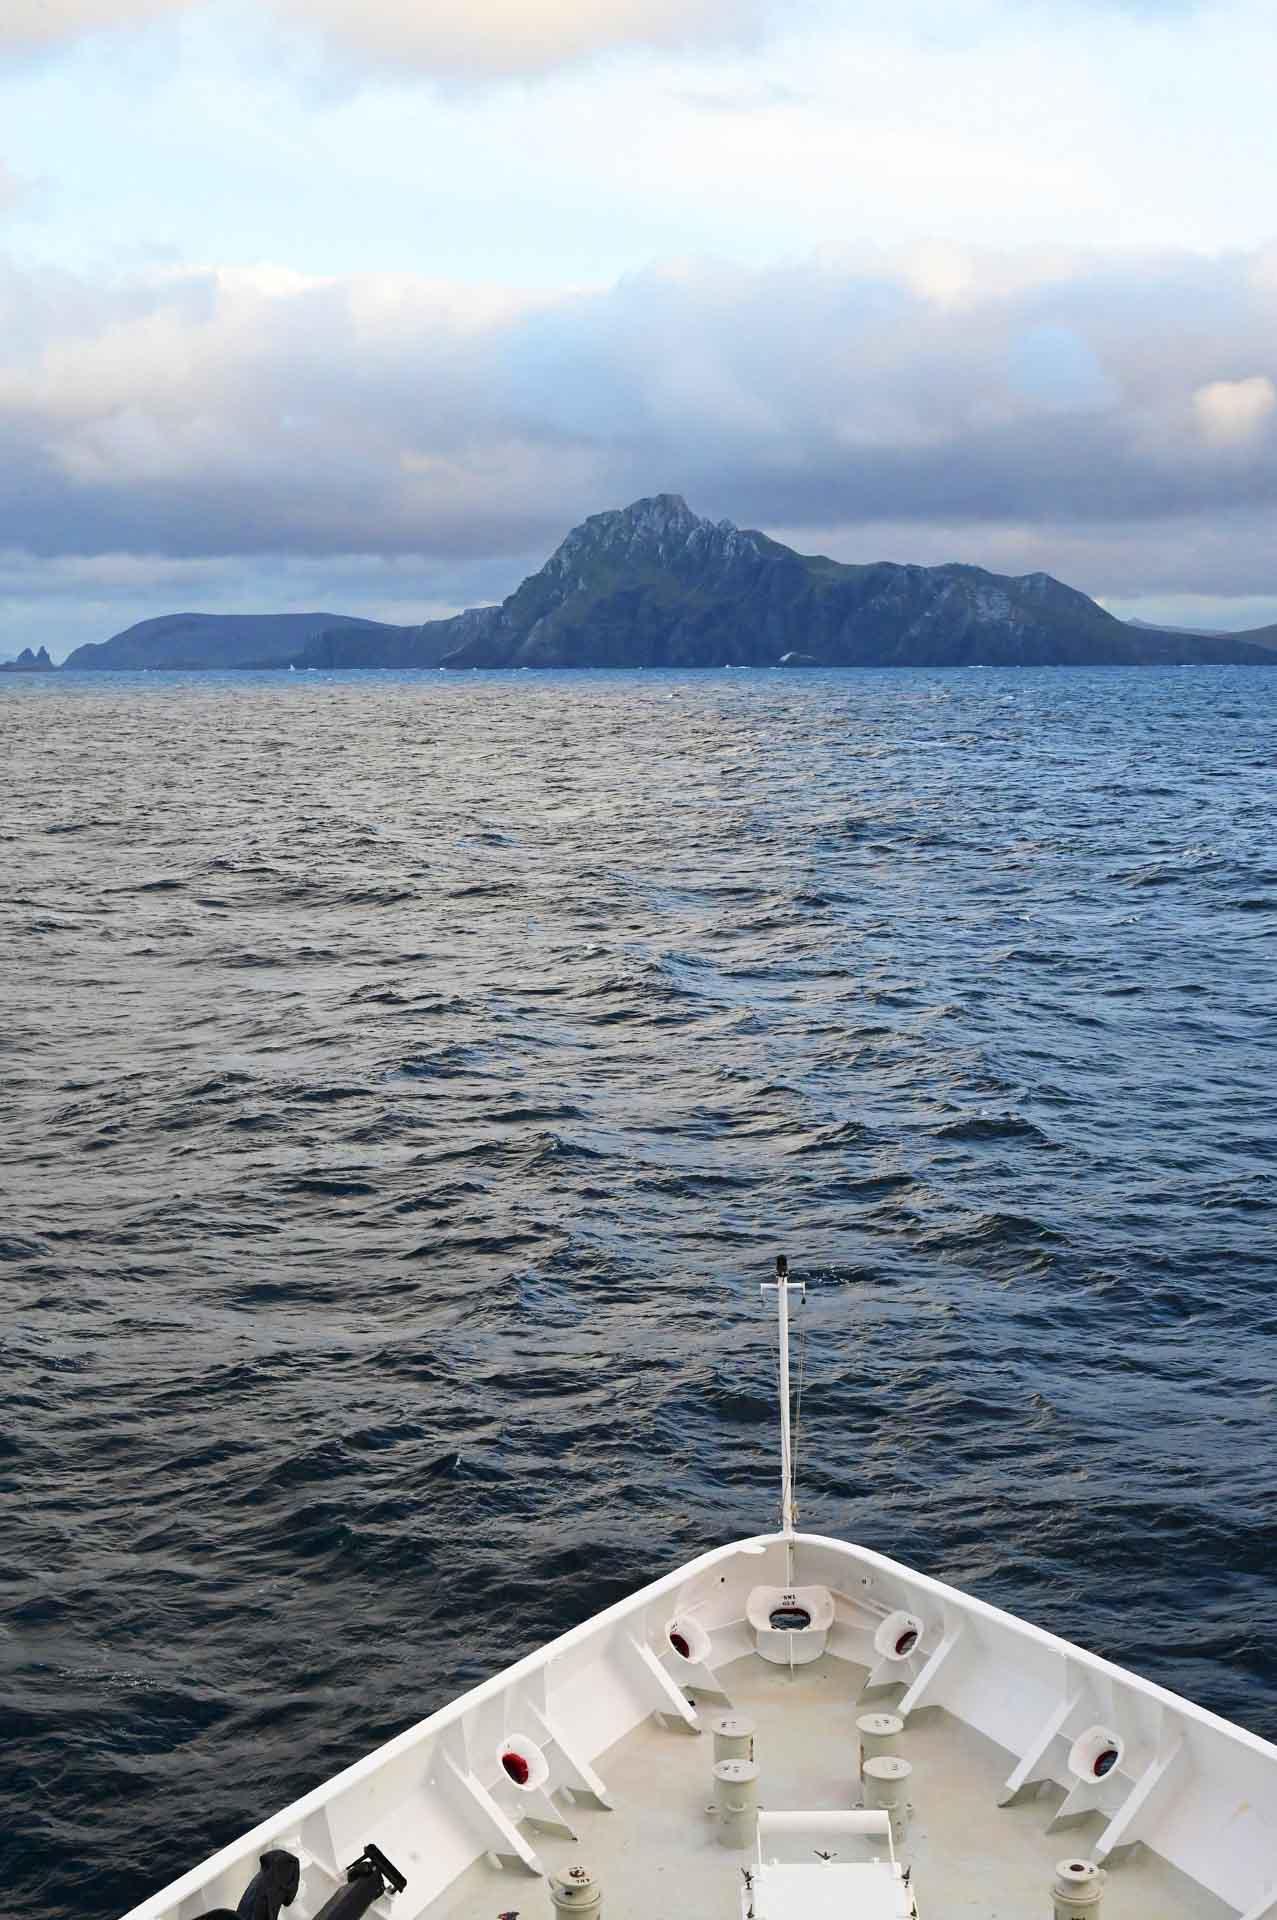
[418,495,1275,669]
[415,495,782,669]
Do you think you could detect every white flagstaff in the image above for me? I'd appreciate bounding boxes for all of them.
[761,1253,805,1584]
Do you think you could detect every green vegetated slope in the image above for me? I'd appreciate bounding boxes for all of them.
[64,498,1277,670]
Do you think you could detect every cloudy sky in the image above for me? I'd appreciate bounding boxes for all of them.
[3,0,1277,655]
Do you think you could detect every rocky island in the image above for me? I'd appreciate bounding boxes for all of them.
[56,496,1277,671]
[0,646,57,672]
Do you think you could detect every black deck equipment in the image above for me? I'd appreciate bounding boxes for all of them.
[311,1844,408,1920]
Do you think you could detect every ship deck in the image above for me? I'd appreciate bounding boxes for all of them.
[430,1651,1231,1920]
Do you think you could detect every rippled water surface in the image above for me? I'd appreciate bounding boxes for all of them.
[3,666,1275,1919]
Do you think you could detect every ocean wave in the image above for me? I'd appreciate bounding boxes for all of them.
[3,663,1276,1920]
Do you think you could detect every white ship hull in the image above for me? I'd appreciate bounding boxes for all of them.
[123,1529,1277,1920]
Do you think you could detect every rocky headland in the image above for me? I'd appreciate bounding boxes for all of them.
[50,497,1277,671]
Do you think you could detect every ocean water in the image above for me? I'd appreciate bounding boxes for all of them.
[2,664,1275,1920]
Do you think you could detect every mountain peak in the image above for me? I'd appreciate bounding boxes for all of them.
[540,493,721,581]
[578,492,709,544]
[619,491,697,527]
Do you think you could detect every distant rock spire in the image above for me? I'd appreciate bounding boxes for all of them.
[0,644,56,672]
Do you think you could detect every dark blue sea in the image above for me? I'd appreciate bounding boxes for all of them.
[3,665,1275,1920]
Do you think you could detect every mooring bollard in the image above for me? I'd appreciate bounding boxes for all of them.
[710,1713,756,1765]
[713,1758,759,1849]
[549,1865,601,1920]
[856,1712,904,1778]
[862,1755,913,1844]
[1052,1859,1106,1918]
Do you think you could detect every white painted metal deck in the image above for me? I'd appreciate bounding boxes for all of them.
[430,1649,1231,1920]
[124,1532,1277,1920]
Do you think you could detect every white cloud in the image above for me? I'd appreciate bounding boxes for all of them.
[2,246,1277,622]
[0,0,1226,76]
[0,0,172,51]
[1192,374,1277,447]
[0,0,771,68]
[0,157,42,216]
[272,0,768,76]
[5,0,1277,304]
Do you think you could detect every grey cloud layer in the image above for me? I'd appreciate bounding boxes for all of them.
[2,248,1276,602]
